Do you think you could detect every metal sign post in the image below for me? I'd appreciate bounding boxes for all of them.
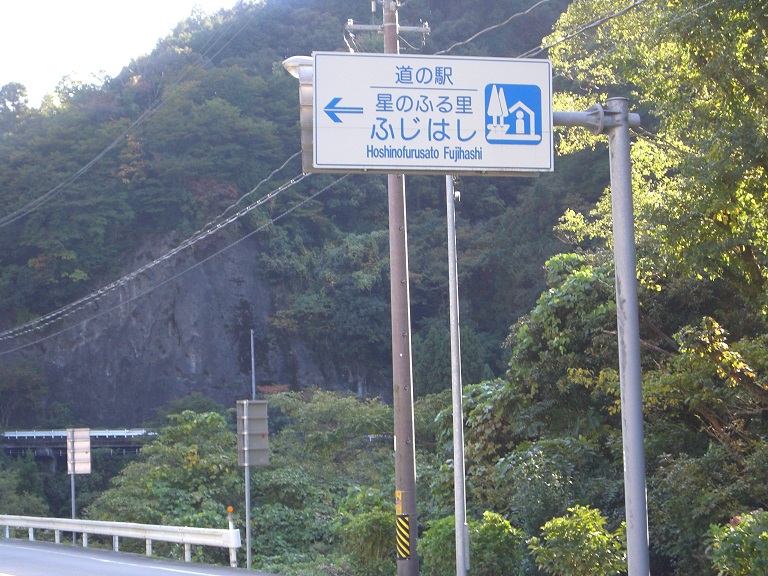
[446,175,469,576]
[66,427,91,544]
[603,98,649,576]
[237,400,269,570]
[554,101,649,576]
[284,50,649,576]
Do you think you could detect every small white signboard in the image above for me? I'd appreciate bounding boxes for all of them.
[313,52,553,174]
[66,427,91,475]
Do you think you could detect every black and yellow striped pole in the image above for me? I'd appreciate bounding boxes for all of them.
[395,490,413,562]
[396,514,411,560]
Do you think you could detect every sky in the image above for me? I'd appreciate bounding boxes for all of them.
[1,0,237,107]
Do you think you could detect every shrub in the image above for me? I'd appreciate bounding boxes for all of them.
[471,511,528,576]
[528,505,626,576]
[707,510,768,575]
[337,507,395,576]
[421,511,526,576]
[420,514,456,576]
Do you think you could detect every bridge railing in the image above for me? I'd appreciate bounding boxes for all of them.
[3,429,152,439]
[0,515,241,568]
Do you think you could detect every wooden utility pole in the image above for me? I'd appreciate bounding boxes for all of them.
[383,2,419,575]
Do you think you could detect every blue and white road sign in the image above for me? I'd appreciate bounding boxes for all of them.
[312,52,552,174]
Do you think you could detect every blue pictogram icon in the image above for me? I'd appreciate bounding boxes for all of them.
[485,84,542,145]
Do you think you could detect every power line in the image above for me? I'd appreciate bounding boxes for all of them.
[185,151,302,246]
[428,0,650,60]
[0,162,308,344]
[0,111,148,228]
[434,0,553,56]
[0,173,353,356]
[559,0,722,79]
[0,2,573,348]
[517,0,648,58]
[0,3,259,230]
[0,0,714,348]
[0,5,334,350]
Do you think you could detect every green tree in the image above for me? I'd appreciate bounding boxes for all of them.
[149,392,226,426]
[0,454,49,516]
[267,389,393,475]
[549,0,768,306]
[246,391,397,574]
[412,320,492,396]
[0,359,47,429]
[86,411,241,529]
[0,82,29,132]
[528,505,627,576]
[264,227,392,387]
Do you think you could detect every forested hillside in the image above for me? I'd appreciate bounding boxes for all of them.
[2,0,768,574]
[0,0,578,424]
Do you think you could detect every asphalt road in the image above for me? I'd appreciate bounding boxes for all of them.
[0,540,281,576]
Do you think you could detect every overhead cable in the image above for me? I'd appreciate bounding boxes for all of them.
[434,0,553,56]
[517,0,649,58]
[0,3,258,229]
[0,165,311,344]
[0,174,349,356]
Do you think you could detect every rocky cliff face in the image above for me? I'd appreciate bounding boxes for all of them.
[35,233,379,427]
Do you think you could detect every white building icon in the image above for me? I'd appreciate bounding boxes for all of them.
[486,85,542,143]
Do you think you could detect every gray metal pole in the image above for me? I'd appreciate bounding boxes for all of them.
[70,473,76,521]
[383,3,419,575]
[244,408,252,570]
[604,97,650,576]
[446,176,469,576]
[553,101,649,575]
[70,432,76,544]
[250,329,256,401]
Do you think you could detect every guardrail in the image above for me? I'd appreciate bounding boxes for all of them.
[0,515,241,568]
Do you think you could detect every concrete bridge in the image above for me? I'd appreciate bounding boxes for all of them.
[2,429,152,459]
